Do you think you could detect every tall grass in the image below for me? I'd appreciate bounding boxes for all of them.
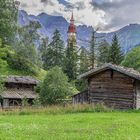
[0,103,114,115]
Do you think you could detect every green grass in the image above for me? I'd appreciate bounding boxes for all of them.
[0,112,140,140]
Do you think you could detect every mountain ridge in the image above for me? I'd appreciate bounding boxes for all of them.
[18,10,140,53]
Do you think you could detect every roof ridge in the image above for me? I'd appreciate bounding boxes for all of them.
[5,75,39,84]
[79,63,140,80]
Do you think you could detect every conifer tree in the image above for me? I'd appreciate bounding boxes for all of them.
[98,39,110,65]
[74,47,89,91]
[38,37,49,66]
[89,31,97,68]
[43,29,65,70]
[17,21,41,47]
[15,21,41,66]
[64,41,78,81]
[39,37,48,59]
[79,47,89,74]
[108,34,124,65]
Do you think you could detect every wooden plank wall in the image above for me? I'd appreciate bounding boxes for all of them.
[136,81,140,109]
[72,90,88,104]
[89,70,135,109]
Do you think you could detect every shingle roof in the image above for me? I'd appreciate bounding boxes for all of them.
[1,90,38,99]
[5,76,39,85]
[79,63,140,80]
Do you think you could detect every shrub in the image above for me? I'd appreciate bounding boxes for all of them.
[0,76,5,105]
[122,46,140,71]
[22,97,29,107]
[40,66,77,105]
[32,98,41,107]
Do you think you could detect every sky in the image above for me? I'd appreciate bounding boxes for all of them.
[19,0,140,32]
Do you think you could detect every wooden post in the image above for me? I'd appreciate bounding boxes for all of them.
[3,99,9,108]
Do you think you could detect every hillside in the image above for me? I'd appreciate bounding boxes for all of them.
[0,65,46,81]
[0,47,46,81]
[19,10,140,53]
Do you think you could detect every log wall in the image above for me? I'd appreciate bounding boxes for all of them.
[136,81,140,109]
[88,70,135,109]
[72,90,88,104]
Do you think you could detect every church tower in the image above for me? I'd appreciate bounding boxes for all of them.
[67,13,76,47]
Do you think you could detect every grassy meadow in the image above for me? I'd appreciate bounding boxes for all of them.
[0,106,140,140]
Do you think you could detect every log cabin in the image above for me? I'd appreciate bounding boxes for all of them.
[72,63,140,109]
[0,76,39,108]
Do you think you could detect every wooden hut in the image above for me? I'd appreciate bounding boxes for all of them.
[0,76,39,108]
[72,64,140,109]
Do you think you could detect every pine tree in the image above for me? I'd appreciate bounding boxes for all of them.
[38,37,49,66]
[74,47,90,92]
[43,29,65,70]
[64,41,78,81]
[39,37,48,59]
[108,34,124,65]
[0,0,18,45]
[17,21,41,47]
[43,46,54,70]
[79,47,89,74]
[97,39,110,65]
[15,21,41,66]
[89,31,97,68]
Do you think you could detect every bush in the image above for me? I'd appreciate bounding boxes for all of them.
[122,46,140,71]
[22,97,29,107]
[40,66,77,105]
[32,98,41,107]
[0,44,12,71]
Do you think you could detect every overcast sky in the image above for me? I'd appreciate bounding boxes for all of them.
[19,0,140,32]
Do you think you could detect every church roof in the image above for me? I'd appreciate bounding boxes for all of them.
[68,13,76,33]
[68,24,76,33]
[70,12,74,22]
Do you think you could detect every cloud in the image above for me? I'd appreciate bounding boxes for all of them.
[19,0,106,28]
[40,0,56,6]
[91,0,140,31]
[19,0,140,32]
[19,0,66,15]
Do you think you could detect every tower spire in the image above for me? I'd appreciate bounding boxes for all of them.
[68,12,76,33]
[67,12,77,47]
[70,12,74,23]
